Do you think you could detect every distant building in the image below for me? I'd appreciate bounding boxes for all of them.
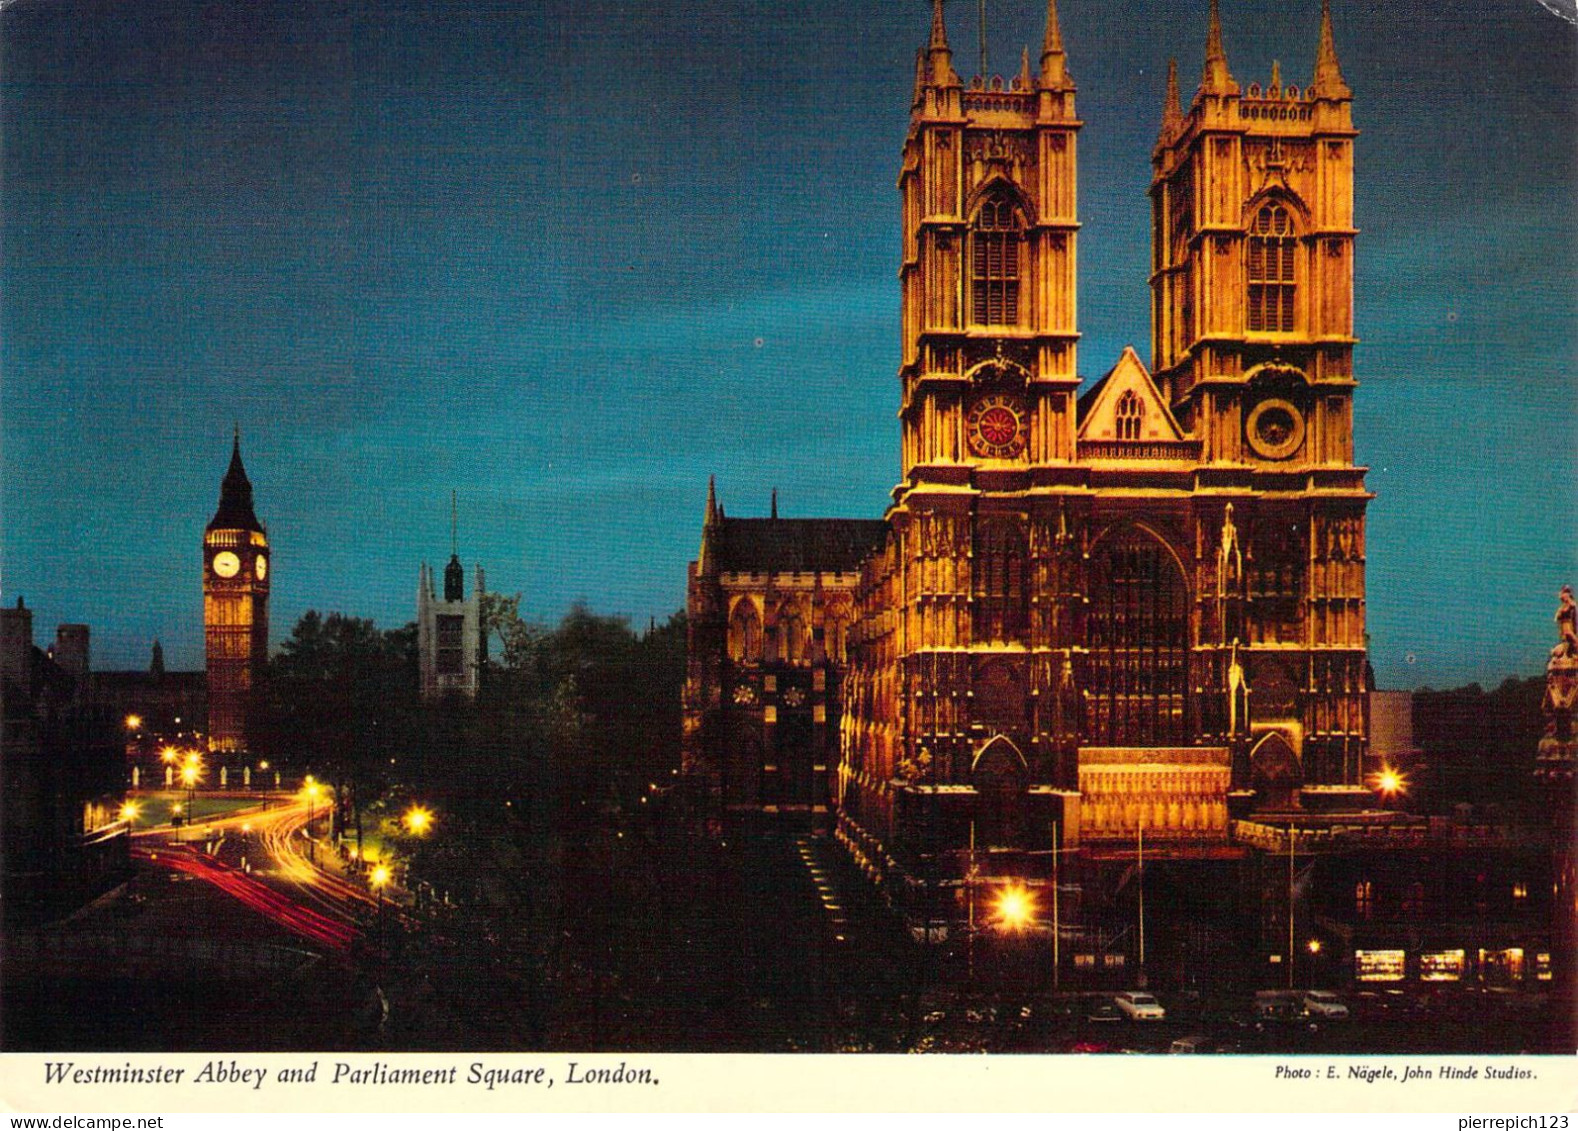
[204,428,270,753]
[96,640,208,784]
[417,512,485,701]
[0,601,130,925]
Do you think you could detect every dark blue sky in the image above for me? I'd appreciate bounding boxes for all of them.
[3,0,1574,688]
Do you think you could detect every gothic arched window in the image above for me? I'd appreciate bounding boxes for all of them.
[728,600,762,663]
[1115,390,1144,440]
[1083,526,1190,745]
[970,191,1023,327]
[780,609,808,665]
[1247,202,1297,333]
[974,519,1028,643]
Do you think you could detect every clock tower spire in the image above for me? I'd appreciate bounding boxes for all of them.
[204,427,269,754]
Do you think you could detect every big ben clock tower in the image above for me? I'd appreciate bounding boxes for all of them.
[204,427,269,753]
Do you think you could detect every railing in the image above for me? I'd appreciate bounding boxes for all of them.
[1078,439,1200,462]
[1231,818,1526,853]
[7,931,323,974]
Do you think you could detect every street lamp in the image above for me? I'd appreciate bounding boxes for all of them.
[370,864,392,955]
[402,805,433,836]
[180,760,202,840]
[1370,765,1408,810]
[992,883,1037,934]
[119,800,140,826]
[302,778,324,862]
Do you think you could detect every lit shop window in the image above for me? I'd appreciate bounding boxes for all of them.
[1074,954,1096,969]
[1103,954,1126,969]
[1536,953,1553,982]
[1355,949,1406,982]
[1479,947,1525,984]
[1419,950,1465,982]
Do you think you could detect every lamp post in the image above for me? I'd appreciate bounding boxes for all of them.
[180,759,201,842]
[370,863,392,957]
[303,777,323,862]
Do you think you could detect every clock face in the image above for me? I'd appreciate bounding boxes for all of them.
[966,393,1028,459]
[255,555,268,581]
[212,551,241,579]
[1246,399,1306,460]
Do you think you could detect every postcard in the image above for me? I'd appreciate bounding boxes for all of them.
[1,0,1574,1115]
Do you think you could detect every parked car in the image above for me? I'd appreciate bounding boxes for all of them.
[1302,990,1350,1019]
[1085,998,1123,1024]
[1168,1032,1209,1054]
[1253,990,1303,1020]
[1114,991,1166,1020]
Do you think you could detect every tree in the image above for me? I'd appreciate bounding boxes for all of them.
[250,611,417,842]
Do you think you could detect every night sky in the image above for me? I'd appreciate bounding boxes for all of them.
[2,0,1573,689]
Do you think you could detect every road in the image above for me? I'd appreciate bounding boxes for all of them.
[131,795,380,955]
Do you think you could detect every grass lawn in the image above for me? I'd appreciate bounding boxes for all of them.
[126,792,270,829]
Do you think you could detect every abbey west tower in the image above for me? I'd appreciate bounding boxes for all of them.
[204,430,269,753]
[833,0,1372,896]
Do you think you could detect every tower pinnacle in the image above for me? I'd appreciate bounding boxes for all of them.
[1158,57,1183,144]
[1201,0,1237,95]
[928,0,957,86]
[1039,0,1072,90]
[1312,0,1351,98]
[209,426,263,534]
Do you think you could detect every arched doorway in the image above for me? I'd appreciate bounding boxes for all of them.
[972,735,1028,849]
[1085,525,1190,745]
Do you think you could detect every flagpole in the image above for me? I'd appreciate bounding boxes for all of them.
[978,0,987,78]
[1138,814,1146,980]
[1052,818,1060,991]
[968,819,977,983]
[1288,827,1296,990]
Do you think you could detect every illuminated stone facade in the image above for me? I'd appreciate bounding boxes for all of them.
[684,482,886,819]
[686,1,1373,875]
[203,431,269,753]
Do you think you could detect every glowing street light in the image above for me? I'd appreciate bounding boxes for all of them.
[370,864,392,955]
[1307,938,1323,955]
[159,747,179,764]
[992,883,1037,934]
[124,715,141,731]
[1370,765,1408,806]
[119,800,140,824]
[402,805,433,836]
[301,778,325,862]
[180,759,203,838]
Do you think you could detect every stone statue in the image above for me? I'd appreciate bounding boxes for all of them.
[1226,639,1248,737]
[1216,503,1243,599]
[1552,585,1578,662]
[1541,586,1578,762]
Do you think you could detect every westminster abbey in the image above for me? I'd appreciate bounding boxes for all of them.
[685,0,1374,917]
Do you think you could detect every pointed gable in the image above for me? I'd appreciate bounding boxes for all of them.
[1077,347,1185,443]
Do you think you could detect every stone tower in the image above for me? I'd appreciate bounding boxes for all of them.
[1149,0,1370,792]
[204,428,270,753]
[417,494,485,701]
[832,0,1374,917]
